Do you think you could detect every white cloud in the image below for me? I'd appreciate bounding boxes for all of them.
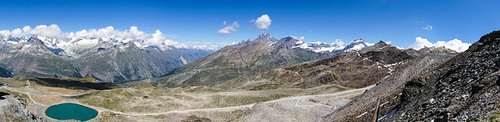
[408,37,433,49]
[254,14,272,30]
[434,39,471,52]
[217,21,239,34]
[422,25,433,30]
[289,36,305,40]
[22,26,32,33]
[0,24,62,37]
[30,24,63,37]
[11,28,23,37]
[409,37,471,52]
[332,39,344,46]
[148,30,179,46]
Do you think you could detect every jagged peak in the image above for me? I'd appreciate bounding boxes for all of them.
[280,36,300,41]
[125,41,137,47]
[253,33,276,42]
[373,40,389,46]
[346,38,364,45]
[26,37,45,45]
[257,33,272,39]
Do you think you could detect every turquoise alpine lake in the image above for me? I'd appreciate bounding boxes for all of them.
[45,103,98,121]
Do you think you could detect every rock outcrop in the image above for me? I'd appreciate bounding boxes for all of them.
[0,93,46,122]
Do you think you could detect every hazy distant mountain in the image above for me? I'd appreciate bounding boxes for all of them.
[153,34,371,87]
[0,35,213,83]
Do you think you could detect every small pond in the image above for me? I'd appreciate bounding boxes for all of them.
[45,103,98,121]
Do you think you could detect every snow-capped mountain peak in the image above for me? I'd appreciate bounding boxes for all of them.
[293,38,368,53]
[233,34,369,53]
[343,39,368,52]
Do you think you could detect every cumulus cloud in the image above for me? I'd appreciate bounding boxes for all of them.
[409,37,471,52]
[423,25,433,30]
[290,36,305,40]
[217,21,239,34]
[332,39,344,46]
[67,26,150,41]
[0,24,62,37]
[254,14,272,30]
[31,24,63,37]
[146,30,179,47]
[409,37,433,49]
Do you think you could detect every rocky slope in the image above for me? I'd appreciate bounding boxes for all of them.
[152,34,368,88]
[365,30,500,121]
[0,92,46,122]
[0,66,13,77]
[323,47,457,121]
[215,41,420,90]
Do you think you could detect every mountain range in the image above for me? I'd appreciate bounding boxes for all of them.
[215,41,425,90]
[151,34,372,87]
[0,35,212,83]
[0,33,371,84]
[6,30,500,121]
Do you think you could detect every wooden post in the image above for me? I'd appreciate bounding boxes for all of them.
[373,98,380,122]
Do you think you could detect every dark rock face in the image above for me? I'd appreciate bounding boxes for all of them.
[0,66,13,77]
[387,30,500,121]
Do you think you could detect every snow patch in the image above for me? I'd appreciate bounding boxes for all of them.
[180,56,188,65]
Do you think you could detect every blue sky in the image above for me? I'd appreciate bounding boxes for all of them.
[0,0,499,48]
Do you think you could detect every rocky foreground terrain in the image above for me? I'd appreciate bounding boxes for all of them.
[325,47,457,121]
[384,30,500,121]
[0,91,45,121]
[322,30,500,121]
